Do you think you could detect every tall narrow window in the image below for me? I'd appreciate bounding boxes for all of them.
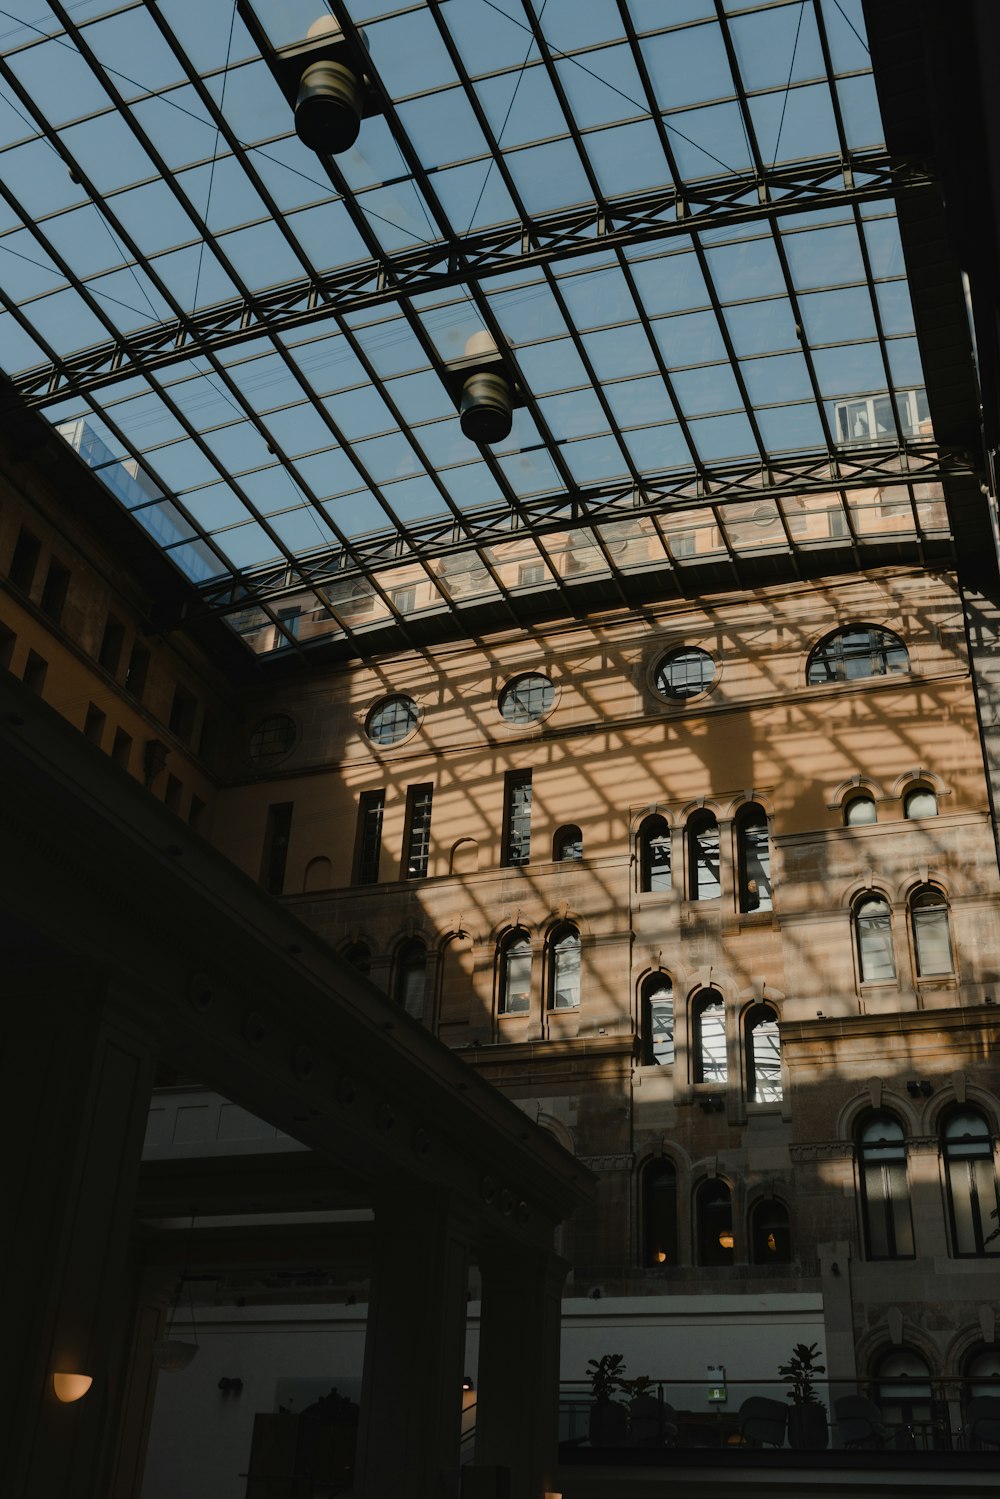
[355,791,385,886]
[641,975,675,1066]
[859,1113,914,1259]
[503,771,532,867]
[943,1111,1000,1257]
[22,650,47,694]
[910,886,953,977]
[737,804,772,912]
[688,811,720,900]
[403,784,433,879]
[695,1178,734,1266]
[745,1004,781,1102]
[395,940,427,1020]
[692,991,727,1084]
[83,703,106,746]
[639,816,671,893]
[125,642,149,702]
[98,615,125,675]
[8,528,40,592]
[750,1199,791,1263]
[500,931,532,1015]
[855,894,896,982]
[40,560,70,624]
[549,926,581,1010]
[643,1159,678,1267]
[261,803,293,897]
[169,686,197,743]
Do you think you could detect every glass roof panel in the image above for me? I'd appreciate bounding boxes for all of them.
[0,0,950,657]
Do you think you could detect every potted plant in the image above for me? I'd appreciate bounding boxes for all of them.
[779,1342,829,1449]
[587,1354,629,1447]
[624,1373,661,1447]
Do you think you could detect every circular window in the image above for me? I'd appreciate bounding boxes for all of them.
[498,673,554,724]
[366,695,419,745]
[248,713,297,767]
[654,647,716,701]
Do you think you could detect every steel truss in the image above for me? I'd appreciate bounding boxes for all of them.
[15,151,931,408]
[201,443,966,611]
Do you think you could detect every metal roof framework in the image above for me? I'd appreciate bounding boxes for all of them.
[0,0,973,661]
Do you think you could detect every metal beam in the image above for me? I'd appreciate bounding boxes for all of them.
[14,151,932,407]
[198,442,967,611]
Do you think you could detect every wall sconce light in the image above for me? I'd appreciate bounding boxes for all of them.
[443,332,524,445]
[655,1249,667,1264]
[906,1080,934,1097]
[699,1095,725,1113]
[718,1231,735,1250]
[260,16,383,156]
[462,1375,474,1391]
[53,1373,93,1403]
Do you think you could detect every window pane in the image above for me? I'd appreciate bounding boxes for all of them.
[913,896,952,976]
[697,999,727,1082]
[504,772,532,866]
[857,898,895,981]
[740,811,772,912]
[749,1009,782,1102]
[645,983,675,1065]
[499,673,554,723]
[905,788,938,818]
[845,794,877,825]
[696,1179,733,1266]
[645,1161,678,1267]
[503,939,532,1014]
[642,818,671,892]
[552,931,581,1009]
[691,817,721,900]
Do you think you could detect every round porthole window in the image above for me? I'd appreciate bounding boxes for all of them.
[498,673,554,724]
[248,713,297,767]
[654,647,717,701]
[366,695,419,745]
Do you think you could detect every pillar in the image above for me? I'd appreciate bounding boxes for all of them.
[354,1190,471,1498]
[2,965,156,1499]
[475,1243,568,1499]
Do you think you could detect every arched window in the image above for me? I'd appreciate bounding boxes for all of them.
[859,1113,914,1259]
[639,815,671,893]
[910,886,953,977]
[553,824,583,861]
[643,1158,678,1267]
[549,926,581,1010]
[750,1198,791,1263]
[943,1111,1000,1257]
[874,1349,933,1440]
[695,1178,734,1266]
[736,803,772,912]
[692,991,727,1084]
[641,975,674,1066]
[395,939,427,1020]
[343,941,371,978]
[688,810,720,901]
[745,1004,782,1103]
[806,625,909,685]
[845,793,877,826]
[965,1347,1000,1399]
[904,785,938,819]
[854,894,896,982]
[499,930,531,1015]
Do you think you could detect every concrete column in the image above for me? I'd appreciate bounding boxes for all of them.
[818,1241,857,1444]
[354,1191,471,1498]
[2,966,156,1499]
[475,1244,568,1499]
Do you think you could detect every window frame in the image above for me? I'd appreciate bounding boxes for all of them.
[749,1197,791,1264]
[942,1110,1000,1259]
[354,789,386,886]
[694,1177,735,1266]
[502,770,533,867]
[548,924,581,1011]
[858,1112,915,1261]
[909,884,954,979]
[499,929,532,1016]
[854,892,897,984]
[639,814,671,893]
[642,1156,679,1268]
[736,802,772,913]
[394,939,428,1021]
[687,809,721,902]
[552,823,583,862]
[806,624,910,685]
[640,973,675,1067]
[691,989,728,1085]
[844,792,878,826]
[745,1003,782,1104]
[402,783,434,880]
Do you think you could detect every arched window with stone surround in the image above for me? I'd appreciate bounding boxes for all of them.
[844,792,877,826]
[691,990,727,1084]
[640,974,674,1066]
[688,810,720,901]
[695,1178,734,1266]
[549,925,581,1010]
[909,885,953,978]
[750,1197,791,1263]
[552,824,583,862]
[854,893,896,982]
[943,1110,1000,1257]
[639,815,671,892]
[858,1112,914,1260]
[394,938,427,1020]
[498,929,531,1015]
[642,1157,678,1267]
[904,784,938,819]
[745,1003,782,1102]
[736,803,772,912]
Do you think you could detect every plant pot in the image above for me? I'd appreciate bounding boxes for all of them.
[788,1403,829,1450]
[589,1399,628,1447]
[629,1393,662,1447]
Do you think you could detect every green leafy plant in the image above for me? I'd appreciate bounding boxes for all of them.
[779,1342,826,1406]
[587,1353,627,1403]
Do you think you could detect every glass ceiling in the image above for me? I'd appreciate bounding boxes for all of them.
[0,0,952,657]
